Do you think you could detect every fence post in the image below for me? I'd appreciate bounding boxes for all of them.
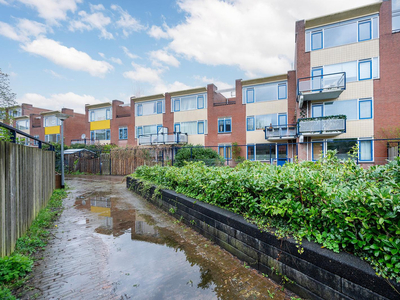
[172,146,174,166]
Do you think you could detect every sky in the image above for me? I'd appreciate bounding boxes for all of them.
[0,0,379,114]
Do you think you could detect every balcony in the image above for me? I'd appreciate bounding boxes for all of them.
[297,115,346,136]
[265,125,297,140]
[138,133,188,146]
[297,72,346,107]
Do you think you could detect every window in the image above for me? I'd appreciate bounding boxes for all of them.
[255,144,276,161]
[278,84,287,99]
[255,114,278,130]
[89,107,111,121]
[218,145,232,159]
[359,139,373,161]
[174,123,180,133]
[157,101,163,114]
[218,118,232,133]
[247,145,255,160]
[106,108,111,120]
[119,127,128,140]
[247,116,255,131]
[136,126,143,137]
[306,15,379,51]
[359,60,372,80]
[311,31,323,50]
[197,95,205,109]
[324,100,357,120]
[393,0,400,32]
[312,141,324,161]
[312,104,323,118]
[278,114,287,126]
[174,99,180,112]
[44,115,60,127]
[91,129,110,140]
[33,135,39,146]
[45,134,60,143]
[323,61,357,82]
[198,121,204,134]
[181,96,197,111]
[327,139,357,160]
[137,104,143,116]
[358,20,371,41]
[246,88,254,103]
[16,119,29,130]
[359,99,372,119]
[90,111,94,122]
[178,121,198,135]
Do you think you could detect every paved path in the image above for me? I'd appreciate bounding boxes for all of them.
[21,175,297,300]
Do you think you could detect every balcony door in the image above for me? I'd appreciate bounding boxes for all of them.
[277,144,288,166]
[312,68,323,91]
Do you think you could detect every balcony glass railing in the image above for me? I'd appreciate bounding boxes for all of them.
[138,132,188,145]
[265,125,297,140]
[297,72,346,105]
[297,115,346,136]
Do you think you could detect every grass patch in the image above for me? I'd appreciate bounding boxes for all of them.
[0,188,67,299]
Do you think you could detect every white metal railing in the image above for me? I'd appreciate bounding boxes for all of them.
[138,133,188,145]
[298,117,346,134]
[298,72,346,94]
[265,126,297,139]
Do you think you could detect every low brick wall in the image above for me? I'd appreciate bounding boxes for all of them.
[127,177,400,300]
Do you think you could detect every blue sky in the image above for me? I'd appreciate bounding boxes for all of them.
[0,0,378,113]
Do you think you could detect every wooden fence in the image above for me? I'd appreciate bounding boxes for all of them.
[65,147,161,176]
[0,141,55,257]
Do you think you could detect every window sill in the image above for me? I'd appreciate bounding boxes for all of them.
[218,132,232,134]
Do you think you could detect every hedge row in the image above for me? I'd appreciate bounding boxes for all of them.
[132,151,400,283]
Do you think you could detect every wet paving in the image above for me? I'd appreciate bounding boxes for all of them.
[22,175,299,299]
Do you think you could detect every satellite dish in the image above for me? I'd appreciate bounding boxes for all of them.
[81,134,86,139]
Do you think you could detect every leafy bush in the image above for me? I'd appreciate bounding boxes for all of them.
[0,254,33,283]
[174,144,224,167]
[132,151,400,282]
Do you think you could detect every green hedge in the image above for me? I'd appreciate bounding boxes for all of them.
[132,151,400,283]
[174,144,224,167]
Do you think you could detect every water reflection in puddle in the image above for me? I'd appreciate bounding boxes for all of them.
[74,191,290,300]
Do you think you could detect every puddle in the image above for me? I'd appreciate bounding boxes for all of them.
[71,185,294,299]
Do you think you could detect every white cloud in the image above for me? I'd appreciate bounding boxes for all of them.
[90,3,104,12]
[44,69,67,79]
[121,46,139,59]
[149,49,180,67]
[18,92,102,114]
[0,0,10,5]
[16,0,82,24]
[98,52,105,58]
[21,37,113,77]
[148,25,169,39]
[110,57,122,65]
[111,4,145,37]
[123,63,162,83]
[0,19,48,42]
[151,0,379,77]
[69,10,113,39]
[152,81,192,94]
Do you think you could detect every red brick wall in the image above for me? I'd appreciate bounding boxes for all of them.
[205,81,246,155]
[62,108,87,146]
[163,93,174,135]
[295,20,310,160]
[129,98,136,146]
[30,114,44,141]
[374,0,400,164]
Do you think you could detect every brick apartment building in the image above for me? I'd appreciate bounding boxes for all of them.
[6,0,400,165]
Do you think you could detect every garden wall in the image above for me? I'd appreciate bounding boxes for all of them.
[127,177,400,300]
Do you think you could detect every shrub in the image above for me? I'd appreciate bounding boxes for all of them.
[132,152,400,283]
[174,144,224,167]
[0,254,33,284]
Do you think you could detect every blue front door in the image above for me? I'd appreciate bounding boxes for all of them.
[277,144,288,166]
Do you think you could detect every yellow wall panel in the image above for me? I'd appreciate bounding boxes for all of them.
[246,100,288,117]
[90,120,110,131]
[187,135,205,145]
[135,114,163,126]
[174,109,207,123]
[45,126,60,135]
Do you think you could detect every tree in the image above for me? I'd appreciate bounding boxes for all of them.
[0,68,17,141]
[0,68,17,122]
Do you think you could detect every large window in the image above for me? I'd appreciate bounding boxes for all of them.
[319,58,378,83]
[247,116,255,131]
[306,15,379,51]
[175,120,207,135]
[89,107,111,122]
[393,0,400,32]
[218,118,231,133]
[244,81,287,103]
[327,139,357,160]
[45,134,60,143]
[255,113,280,129]
[91,129,110,140]
[172,94,206,112]
[16,119,29,130]
[312,139,373,162]
[359,139,373,161]
[136,100,164,117]
[119,127,128,140]
[218,145,232,159]
[311,99,372,121]
[44,115,60,127]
